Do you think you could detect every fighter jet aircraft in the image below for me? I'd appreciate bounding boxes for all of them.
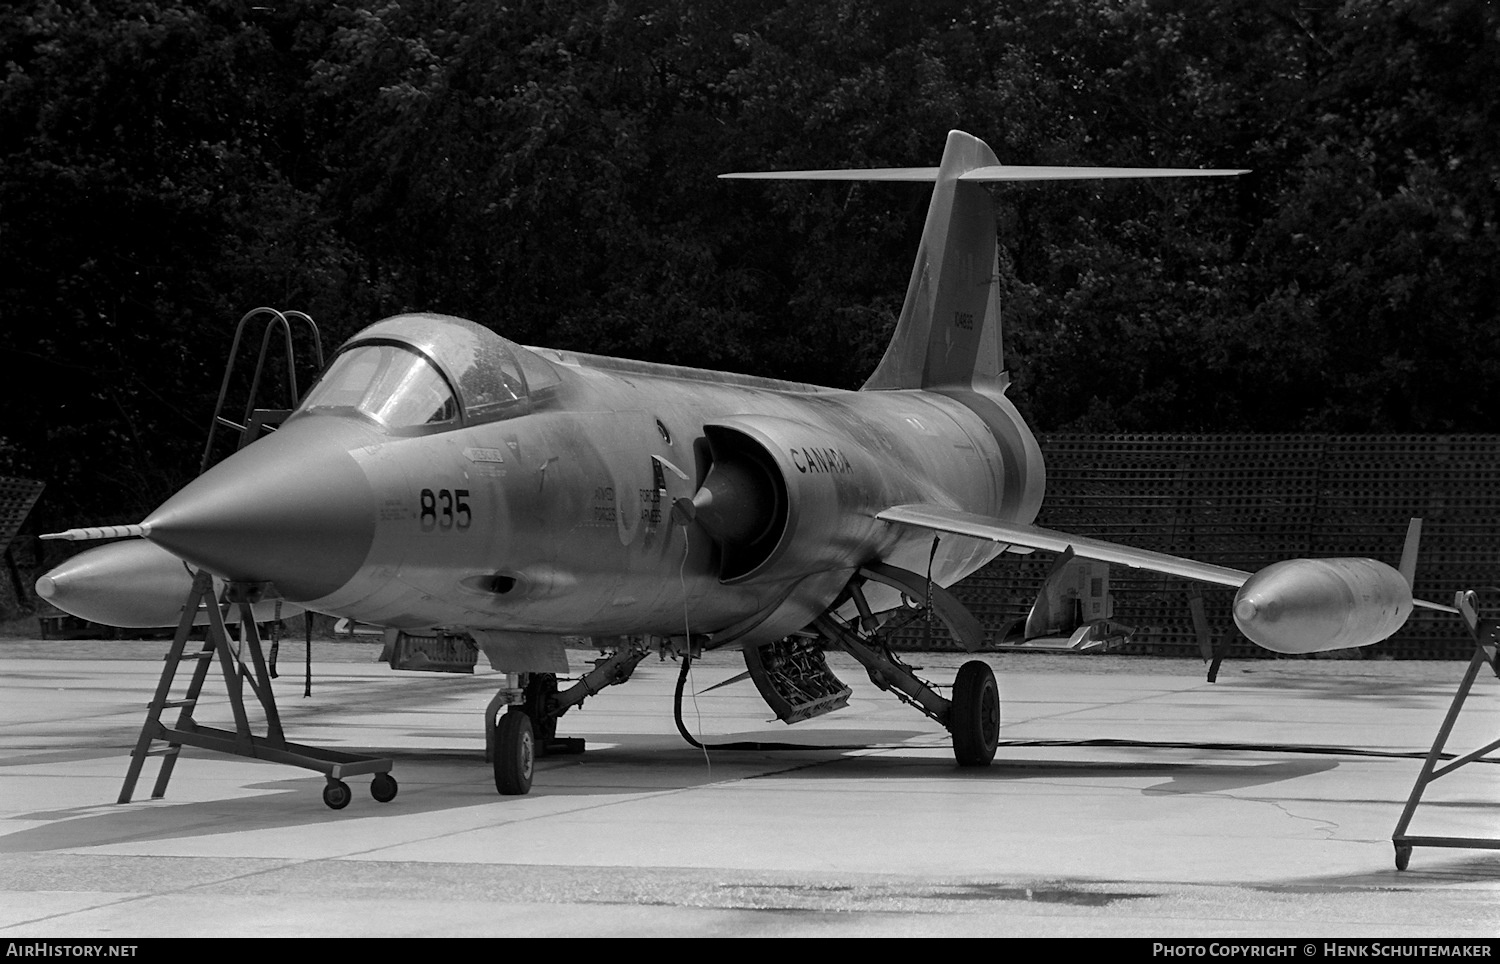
[39,130,1450,802]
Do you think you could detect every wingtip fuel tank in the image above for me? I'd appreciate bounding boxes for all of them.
[1232,558,1414,654]
[36,538,303,629]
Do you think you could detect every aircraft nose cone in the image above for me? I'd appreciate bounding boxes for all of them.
[142,417,378,602]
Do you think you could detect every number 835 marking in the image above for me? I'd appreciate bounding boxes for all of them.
[420,488,471,531]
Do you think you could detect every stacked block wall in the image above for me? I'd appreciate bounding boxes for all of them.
[893,435,1500,658]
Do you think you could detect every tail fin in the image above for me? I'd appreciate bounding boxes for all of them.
[722,131,1246,392]
[868,131,1004,391]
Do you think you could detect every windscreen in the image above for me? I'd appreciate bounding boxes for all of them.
[296,343,458,429]
[295,314,562,431]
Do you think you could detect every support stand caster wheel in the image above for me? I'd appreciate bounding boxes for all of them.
[323,779,352,810]
[371,773,398,803]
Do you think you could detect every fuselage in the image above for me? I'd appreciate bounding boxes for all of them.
[139,313,1044,648]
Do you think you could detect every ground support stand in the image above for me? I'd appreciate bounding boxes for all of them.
[1390,590,1500,870]
[119,570,394,811]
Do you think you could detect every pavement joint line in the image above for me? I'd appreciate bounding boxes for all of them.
[1,853,321,931]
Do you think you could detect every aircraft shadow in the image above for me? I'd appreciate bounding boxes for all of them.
[0,735,1361,857]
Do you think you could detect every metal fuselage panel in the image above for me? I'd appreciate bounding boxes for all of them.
[301,359,1028,639]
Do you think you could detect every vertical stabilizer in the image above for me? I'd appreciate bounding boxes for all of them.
[720,134,1245,393]
[862,131,1004,392]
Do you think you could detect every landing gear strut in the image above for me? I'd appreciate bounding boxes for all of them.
[813,563,1003,768]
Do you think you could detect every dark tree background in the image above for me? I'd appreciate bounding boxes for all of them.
[3,0,1497,531]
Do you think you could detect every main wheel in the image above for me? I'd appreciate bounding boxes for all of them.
[950,660,1000,767]
[371,772,398,803]
[323,779,352,810]
[494,709,535,796]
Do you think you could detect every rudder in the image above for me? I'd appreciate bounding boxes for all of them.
[862,130,1004,392]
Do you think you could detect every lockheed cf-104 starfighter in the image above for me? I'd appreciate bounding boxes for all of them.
[39,131,1452,803]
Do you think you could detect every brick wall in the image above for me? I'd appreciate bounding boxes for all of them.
[896,435,1500,658]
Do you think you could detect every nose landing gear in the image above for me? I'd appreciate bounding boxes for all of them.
[485,640,652,796]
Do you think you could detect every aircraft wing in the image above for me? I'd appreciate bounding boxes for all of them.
[876,503,1458,615]
[876,504,1251,586]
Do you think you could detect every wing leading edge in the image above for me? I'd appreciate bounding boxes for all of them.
[877,504,1250,587]
[876,503,1457,616]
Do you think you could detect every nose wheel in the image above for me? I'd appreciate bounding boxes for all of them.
[494,709,535,795]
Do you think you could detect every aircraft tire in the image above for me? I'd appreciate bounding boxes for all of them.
[950,660,1000,767]
[494,709,535,796]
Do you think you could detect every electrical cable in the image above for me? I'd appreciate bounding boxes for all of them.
[669,521,898,753]
[671,649,906,752]
[677,521,711,775]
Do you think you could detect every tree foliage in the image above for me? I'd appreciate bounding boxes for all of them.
[4,0,1497,525]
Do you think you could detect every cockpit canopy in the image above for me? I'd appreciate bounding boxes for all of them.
[294,313,560,432]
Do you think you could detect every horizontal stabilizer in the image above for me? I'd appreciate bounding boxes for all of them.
[960,165,1249,182]
[721,167,945,182]
[724,133,1246,394]
[720,165,1248,182]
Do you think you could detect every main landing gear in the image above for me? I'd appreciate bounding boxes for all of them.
[813,613,1002,767]
[811,560,1003,768]
[486,640,651,796]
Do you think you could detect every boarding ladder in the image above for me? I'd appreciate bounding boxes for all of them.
[118,309,397,810]
[197,307,324,473]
